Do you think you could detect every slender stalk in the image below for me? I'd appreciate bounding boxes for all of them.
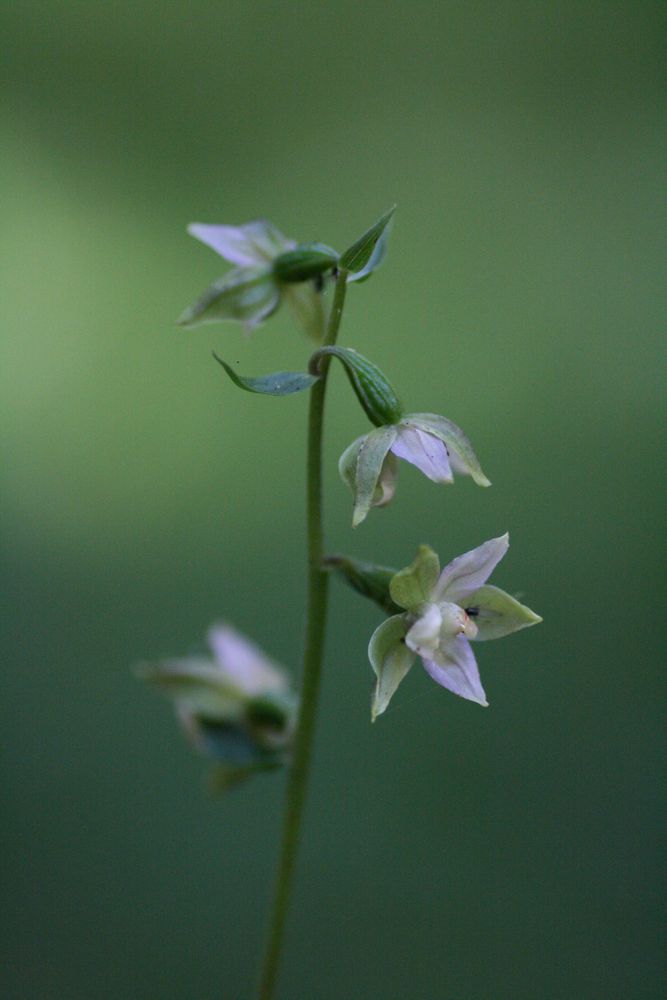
[255,270,348,1000]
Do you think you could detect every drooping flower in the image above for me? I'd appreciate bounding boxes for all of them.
[339,413,491,527]
[368,535,541,719]
[137,623,297,781]
[177,218,336,339]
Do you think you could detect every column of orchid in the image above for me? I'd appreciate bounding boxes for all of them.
[138,208,541,998]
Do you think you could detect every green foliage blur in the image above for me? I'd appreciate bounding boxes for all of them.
[2,2,664,998]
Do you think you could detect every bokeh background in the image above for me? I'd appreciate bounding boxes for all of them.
[3,2,665,998]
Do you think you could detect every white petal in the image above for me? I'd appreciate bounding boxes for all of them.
[187,221,294,266]
[207,623,288,696]
[433,534,509,604]
[390,426,453,483]
[422,637,488,706]
[405,604,442,657]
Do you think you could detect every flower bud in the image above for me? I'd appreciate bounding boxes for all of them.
[273,243,339,283]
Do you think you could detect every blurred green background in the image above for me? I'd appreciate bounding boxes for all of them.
[2,2,665,998]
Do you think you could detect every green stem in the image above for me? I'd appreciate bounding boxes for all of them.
[256,270,348,1000]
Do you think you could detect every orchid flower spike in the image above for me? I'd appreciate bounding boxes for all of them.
[137,623,297,774]
[339,413,491,527]
[177,218,337,339]
[368,535,541,720]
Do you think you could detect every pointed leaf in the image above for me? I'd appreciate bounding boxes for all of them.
[347,224,391,283]
[310,347,403,426]
[389,545,440,612]
[323,554,402,614]
[177,266,278,328]
[213,354,319,396]
[405,414,491,487]
[368,614,414,721]
[340,206,396,274]
[463,584,542,641]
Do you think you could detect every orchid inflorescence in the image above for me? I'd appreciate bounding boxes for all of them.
[139,207,540,790]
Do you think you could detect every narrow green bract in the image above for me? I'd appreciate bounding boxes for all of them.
[339,206,396,273]
[213,354,320,396]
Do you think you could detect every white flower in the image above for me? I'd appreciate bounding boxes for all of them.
[178,219,328,339]
[339,413,490,527]
[137,623,297,763]
[368,535,541,719]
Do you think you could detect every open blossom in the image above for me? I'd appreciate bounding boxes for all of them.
[339,413,491,527]
[368,535,541,719]
[177,219,329,339]
[137,623,297,767]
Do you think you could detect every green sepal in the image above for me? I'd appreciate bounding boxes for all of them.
[273,242,339,283]
[368,614,414,721]
[340,425,398,527]
[463,585,542,641]
[389,545,441,612]
[284,283,326,341]
[323,554,402,615]
[310,347,403,426]
[404,414,491,487]
[340,206,396,274]
[213,353,319,396]
[177,265,278,327]
[135,660,245,720]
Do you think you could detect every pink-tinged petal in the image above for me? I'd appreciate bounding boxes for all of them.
[188,221,294,267]
[390,426,453,483]
[422,637,488,706]
[433,534,509,604]
[207,623,288,696]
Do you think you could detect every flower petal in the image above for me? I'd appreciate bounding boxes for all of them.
[405,414,491,487]
[405,603,442,657]
[187,220,294,266]
[463,585,542,641]
[390,426,453,483]
[368,614,415,721]
[422,637,488,706]
[433,534,509,604]
[207,624,288,697]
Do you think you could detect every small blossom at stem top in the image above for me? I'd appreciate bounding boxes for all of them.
[368,535,542,720]
[178,219,332,340]
[339,413,491,527]
[136,623,298,776]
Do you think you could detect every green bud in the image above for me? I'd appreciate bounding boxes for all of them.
[309,346,403,427]
[273,242,339,283]
[323,554,402,615]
